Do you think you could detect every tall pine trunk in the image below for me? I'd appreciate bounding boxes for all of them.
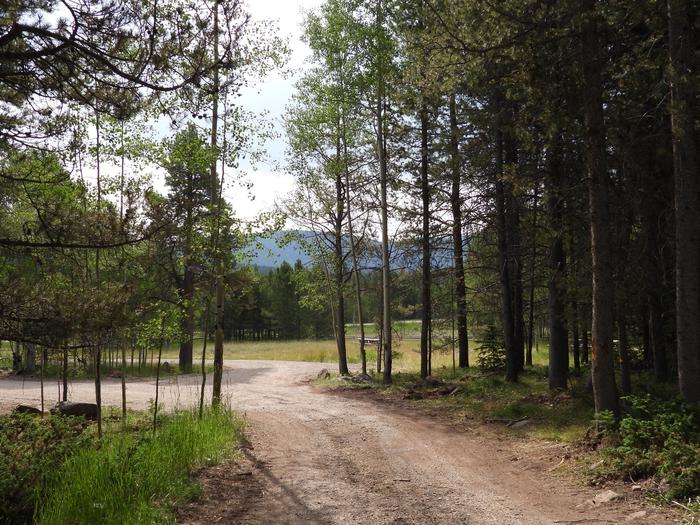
[493,117,518,382]
[420,105,431,379]
[668,0,700,403]
[502,132,525,372]
[580,0,619,416]
[377,0,392,384]
[547,144,569,390]
[450,94,469,369]
[526,186,538,367]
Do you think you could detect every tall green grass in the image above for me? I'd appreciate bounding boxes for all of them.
[38,407,244,525]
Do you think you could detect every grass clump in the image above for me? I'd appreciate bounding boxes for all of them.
[592,395,700,500]
[38,406,244,525]
[0,413,90,524]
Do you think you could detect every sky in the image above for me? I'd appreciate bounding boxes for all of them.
[225,0,324,223]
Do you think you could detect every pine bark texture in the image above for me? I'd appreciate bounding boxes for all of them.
[493,118,518,383]
[668,0,700,403]
[450,94,469,369]
[420,106,431,379]
[547,145,569,390]
[580,0,619,415]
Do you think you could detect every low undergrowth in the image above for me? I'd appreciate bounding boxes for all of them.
[0,412,90,524]
[320,365,594,442]
[592,395,700,501]
[1,406,243,525]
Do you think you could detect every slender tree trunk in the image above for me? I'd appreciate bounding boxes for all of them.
[334,140,349,375]
[62,344,68,402]
[199,300,211,419]
[504,137,525,372]
[668,0,700,403]
[12,341,20,372]
[376,295,383,375]
[614,178,634,394]
[377,0,392,384]
[493,119,517,382]
[343,120,366,376]
[649,295,668,381]
[643,190,670,381]
[572,300,581,372]
[450,94,469,369]
[94,112,103,437]
[153,317,166,433]
[178,217,194,372]
[618,314,632,395]
[568,192,581,374]
[582,315,589,364]
[120,338,127,424]
[420,105,431,379]
[39,346,44,415]
[580,0,619,416]
[210,0,225,406]
[547,144,569,390]
[526,186,538,367]
[212,273,225,404]
[179,263,195,372]
[119,124,127,424]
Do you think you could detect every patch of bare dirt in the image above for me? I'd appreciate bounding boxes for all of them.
[177,449,265,524]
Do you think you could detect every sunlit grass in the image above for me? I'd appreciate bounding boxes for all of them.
[159,330,551,372]
[38,406,244,525]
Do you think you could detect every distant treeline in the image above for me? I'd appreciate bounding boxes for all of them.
[226,260,440,341]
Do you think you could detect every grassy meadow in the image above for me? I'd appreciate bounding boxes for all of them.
[2,320,551,375]
[159,320,550,373]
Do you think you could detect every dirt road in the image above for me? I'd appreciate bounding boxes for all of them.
[0,361,677,524]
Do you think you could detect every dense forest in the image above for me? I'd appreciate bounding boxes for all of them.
[282,0,700,413]
[1,0,700,521]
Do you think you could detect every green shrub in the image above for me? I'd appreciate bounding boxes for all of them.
[594,395,700,499]
[0,413,89,524]
[477,324,506,370]
[38,406,244,525]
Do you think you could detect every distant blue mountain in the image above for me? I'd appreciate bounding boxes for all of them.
[244,229,459,272]
[245,231,312,270]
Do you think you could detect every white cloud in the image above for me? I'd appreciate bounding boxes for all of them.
[224,169,295,221]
